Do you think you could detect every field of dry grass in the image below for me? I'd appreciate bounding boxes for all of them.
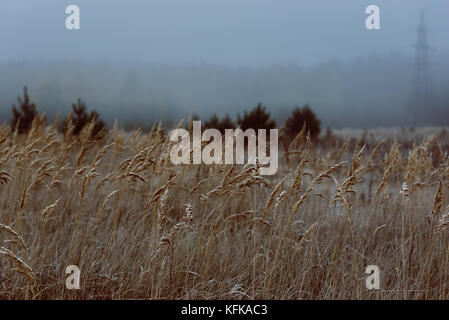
[0,119,448,299]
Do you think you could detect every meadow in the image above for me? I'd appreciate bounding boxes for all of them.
[0,119,448,299]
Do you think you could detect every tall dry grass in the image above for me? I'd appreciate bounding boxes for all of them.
[0,120,448,299]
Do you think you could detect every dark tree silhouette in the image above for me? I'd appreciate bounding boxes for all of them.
[187,113,201,132]
[285,105,321,141]
[204,113,235,133]
[60,98,107,140]
[237,103,276,131]
[11,87,43,134]
[204,114,219,128]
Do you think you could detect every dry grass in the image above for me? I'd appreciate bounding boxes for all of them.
[0,120,448,300]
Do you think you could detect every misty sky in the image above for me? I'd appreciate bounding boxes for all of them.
[1,0,448,66]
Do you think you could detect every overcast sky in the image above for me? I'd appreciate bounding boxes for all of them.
[1,0,448,66]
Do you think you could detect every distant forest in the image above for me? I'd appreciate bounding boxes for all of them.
[1,51,448,128]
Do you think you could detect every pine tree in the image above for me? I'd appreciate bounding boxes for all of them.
[237,103,276,131]
[285,105,321,141]
[60,98,107,140]
[11,87,43,134]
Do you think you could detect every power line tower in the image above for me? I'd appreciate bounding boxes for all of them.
[409,11,435,125]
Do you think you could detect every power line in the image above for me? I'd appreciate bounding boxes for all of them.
[408,11,436,125]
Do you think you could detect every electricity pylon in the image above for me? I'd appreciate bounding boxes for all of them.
[408,11,436,125]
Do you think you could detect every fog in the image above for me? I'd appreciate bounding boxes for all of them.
[1,1,448,128]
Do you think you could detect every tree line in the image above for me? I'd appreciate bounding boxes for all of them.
[10,86,322,142]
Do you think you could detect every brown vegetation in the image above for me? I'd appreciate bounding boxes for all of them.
[0,119,448,299]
